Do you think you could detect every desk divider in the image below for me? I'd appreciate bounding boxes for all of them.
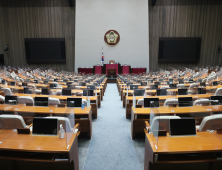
[65,107,75,149]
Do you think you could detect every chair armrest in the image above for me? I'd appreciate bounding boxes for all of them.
[144,121,150,133]
[27,124,33,128]
[73,123,81,137]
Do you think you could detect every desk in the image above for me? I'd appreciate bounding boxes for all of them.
[144,131,222,170]
[0,130,79,170]
[0,104,93,139]
[131,105,215,139]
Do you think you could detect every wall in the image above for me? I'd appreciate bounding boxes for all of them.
[149,0,222,71]
[75,0,149,72]
[0,0,75,71]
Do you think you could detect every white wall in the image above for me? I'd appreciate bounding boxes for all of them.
[75,0,149,72]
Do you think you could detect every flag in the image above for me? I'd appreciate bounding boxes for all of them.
[101,48,104,66]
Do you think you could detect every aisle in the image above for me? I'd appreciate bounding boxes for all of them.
[83,84,140,170]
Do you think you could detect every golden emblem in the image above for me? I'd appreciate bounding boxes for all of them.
[106,31,119,44]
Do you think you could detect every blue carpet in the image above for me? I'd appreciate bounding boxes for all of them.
[83,84,140,170]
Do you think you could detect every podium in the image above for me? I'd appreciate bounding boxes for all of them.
[108,69,116,76]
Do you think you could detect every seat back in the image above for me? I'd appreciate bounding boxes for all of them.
[17,96,34,105]
[199,114,222,132]
[215,88,222,96]
[193,99,210,106]
[48,97,60,106]
[0,115,27,129]
[1,88,12,96]
[137,99,144,106]
[163,99,178,106]
[46,116,74,132]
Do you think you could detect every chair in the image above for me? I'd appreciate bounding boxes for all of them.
[24,88,33,94]
[188,83,199,94]
[137,98,144,106]
[0,95,5,104]
[109,60,115,64]
[1,88,12,96]
[17,96,34,105]
[82,99,87,106]
[160,86,170,89]
[134,89,145,96]
[0,115,29,129]
[163,99,178,107]
[48,97,60,106]
[215,88,222,96]
[177,84,185,89]
[149,116,181,133]
[197,114,222,132]
[193,99,210,106]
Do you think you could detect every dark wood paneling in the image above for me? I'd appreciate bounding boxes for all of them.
[149,0,222,71]
[0,0,75,71]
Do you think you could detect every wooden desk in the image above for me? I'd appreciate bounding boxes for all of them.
[0,130,79,170]
[0,104,93,139]
[131,105,213,139]
[144,131,222,170]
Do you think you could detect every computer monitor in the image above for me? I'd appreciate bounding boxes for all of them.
[67,98,82,107]
[1,80,6,84]
[148,80,153,83]
[26,79,30,83]
[10,81,15,86]
[32,117,57,135]
[41,88,49,95]
[5,95,17,105]
[134,89,145,96]
[169,84,177,89]
[170,118,196,136]
[22,82,27,87]
[24,87,32,94]
[54,79,58,82]
[178,97,193,107]
[130,85,139,90]
[87,85,95,90]
[50,83,57,88]
[127,82,133,87]
[141,82,147,86]
[213,81,218,86]
[150,85,158,90]
[200,82,206,87]
[62,89,71,96]
[43,80,49,85]
[156,89,167,96]
[33,80,38,84]
[178,89,188,95]
[210,96,222,105]
[34,97,48,106]
[154,82,160,85]
[83,89,94,96]
[144,98,159,108]
[67,84,75,89]
[197,88,206,94]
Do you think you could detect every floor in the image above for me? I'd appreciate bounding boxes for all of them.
[78,83,145,170]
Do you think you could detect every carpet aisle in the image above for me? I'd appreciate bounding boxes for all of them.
[83,84,140,170]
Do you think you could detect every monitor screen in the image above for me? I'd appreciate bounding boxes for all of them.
[156,89,167,96]
[178,89,188,95]
[169,84,177,89]
[34,97,48,106]
[197,88,206,94]
[25,38,66,63]
[200,82,206,87]
[178,97,193,107]
[62,89,71,96]
[87,85,95,90]
[67,98,82,107]
[159,37,201,63]
[32,117,57,135]
[50,84,57,88]
[150,85,158,90]
[10,82,15,86]
[154,82,160,85]
[24,88,32,94]
[130,85,139,90]
[134,89,145,96]
[213,81,218,86]
[170,118,196,136]
[5,95,17,105]
[83,89,94,96]
[141,82,147,86]
[41,88,49,95]
[144,98,159,108]
[22,82,28,87]
[210,96,222,105]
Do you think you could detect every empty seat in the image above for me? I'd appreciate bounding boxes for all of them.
[0,115,28,129]
[193,99,210,106]
[215,88,222,96]
[17,96,34,105]
[177,84,185,89]
[0,95,5,103]
[137,98,144,106]
[1,88,12,96]
[197,114,222,132]
[48,97,60,106]
[163,99,178,107]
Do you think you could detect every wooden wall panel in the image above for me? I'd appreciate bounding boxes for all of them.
[149,0,222,71]
[0,0,75,71]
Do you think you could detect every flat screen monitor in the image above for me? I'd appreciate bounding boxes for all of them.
[34,97,48,107]
[41,88,49,95]
[156,89,167,96]
[32,117,57,135]
[178,89,188,95]
[210,96,222,105]
[67,98,82,107]
[5,95,17,105]
[67,84,75,89]
[197,88,206,94]
[22,82,28,87]
[127,82,133,87]
[134,89,145,96]
[154,82,160,85]
[200,82,206,87]
[158,37,201,63]
[213,81,218,86]
[150,85,158,90]
[44,80,49,85]
[83,89,94,96]
[50,84,57,88]
[1,80,6,84]
[144,98,159,108]
[24,87,32,94]
[87,85,95,90]
[130,85,139,90]
[10,82,15,86]
[170,118,196,136]
[33,80,38,84]
[25,38,66,63]
[178,97,193,107]
[62,89,71,96]
[141,82,147,86]
[169,84,177,89]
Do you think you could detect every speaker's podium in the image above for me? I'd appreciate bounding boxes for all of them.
[108,69,116,76]
[106,60,119,83]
